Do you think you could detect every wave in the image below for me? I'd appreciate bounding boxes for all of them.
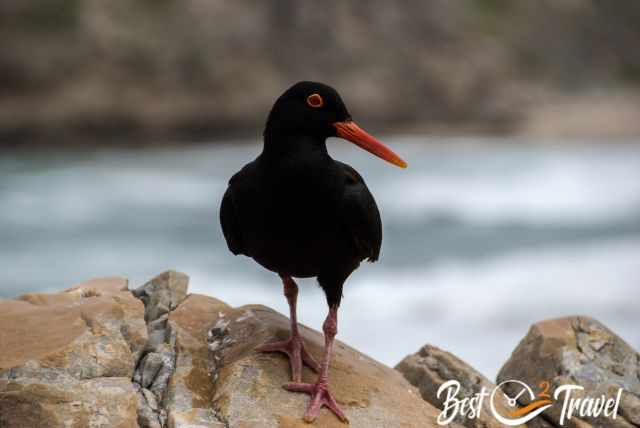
[187,237,640,378]
[368,144,640,226]
[2,140,639,379]
[3,141,640,229]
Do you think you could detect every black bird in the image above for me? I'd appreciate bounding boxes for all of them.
[220,81,406,423]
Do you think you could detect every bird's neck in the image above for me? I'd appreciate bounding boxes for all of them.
[262,133,330,164]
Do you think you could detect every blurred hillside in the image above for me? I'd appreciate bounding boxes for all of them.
[1,0,640,146]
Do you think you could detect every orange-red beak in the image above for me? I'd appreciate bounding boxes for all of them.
[334,121,407,168]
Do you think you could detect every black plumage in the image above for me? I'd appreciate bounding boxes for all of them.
[220,82,382,307]
[219,81,405,423]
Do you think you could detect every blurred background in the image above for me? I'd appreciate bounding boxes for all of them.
[1,1,639,378]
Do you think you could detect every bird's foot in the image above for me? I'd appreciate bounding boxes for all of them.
[284,379,348,424]
[256,335,320,382]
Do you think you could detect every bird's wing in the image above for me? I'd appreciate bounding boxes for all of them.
[220,178,244,256]
[337,161,382,262]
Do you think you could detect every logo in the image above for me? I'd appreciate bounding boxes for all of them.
[490,380,553,426]
[436,379,624,426]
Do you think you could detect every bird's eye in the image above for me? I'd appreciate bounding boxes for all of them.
[306,93,324,108]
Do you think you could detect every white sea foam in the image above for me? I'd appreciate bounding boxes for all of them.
[189,237,640,378]
[4,141,640,228]
[2,140,640,379]
[369,145,640,226]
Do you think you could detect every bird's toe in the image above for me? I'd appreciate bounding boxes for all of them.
[284,381,349,424]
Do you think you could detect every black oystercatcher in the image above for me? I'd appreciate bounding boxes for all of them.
[220,81,406,423]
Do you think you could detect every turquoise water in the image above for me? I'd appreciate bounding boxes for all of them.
[1,137,639,378]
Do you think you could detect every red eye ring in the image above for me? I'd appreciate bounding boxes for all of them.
[306,93,324,108]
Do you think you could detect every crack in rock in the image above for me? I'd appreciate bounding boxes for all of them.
[131,270,189,428]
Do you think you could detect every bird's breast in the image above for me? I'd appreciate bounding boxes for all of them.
[238,161,350,276]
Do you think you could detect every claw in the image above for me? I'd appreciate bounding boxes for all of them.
[284,381,349,423]
[257,336,320,382]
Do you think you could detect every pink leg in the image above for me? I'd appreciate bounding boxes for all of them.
[284,306,348,423]
[257,276,320,382]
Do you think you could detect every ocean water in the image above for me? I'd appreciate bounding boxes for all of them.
[1,137,639,379]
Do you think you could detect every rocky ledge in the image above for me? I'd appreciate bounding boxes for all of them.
[1,271,638,428]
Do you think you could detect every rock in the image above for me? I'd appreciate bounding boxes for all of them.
[396,344,524,428]
[202,302,439,428]
[17,276,129,305]
[140,352,166,389]
[142,289,446,427]
[0,270,469,427]
[133,270,189,323]
[0,276,146,428]
[0,277,146,380]
[497,316,640,428]
[148,344,176,400]
[167,409,226,428]
[164,294,227,427]
[135,384,163,428]
[0,375,139,428]
[131,271,189,427]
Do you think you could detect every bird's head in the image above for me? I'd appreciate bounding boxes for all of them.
[264,81,407,168]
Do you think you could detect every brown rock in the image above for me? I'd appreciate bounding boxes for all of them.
[167,409,226,428]
[164,294,228,427]
[497,316,639,428]
[0,277,146,377]
[0,375,139,428]
[161,293,452,427]
[17,276,129,306]
[0,276,147,428]
[133,270,189,323]
[396,344,524,428]
[0,271,465,428]
[202,302,439,428]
